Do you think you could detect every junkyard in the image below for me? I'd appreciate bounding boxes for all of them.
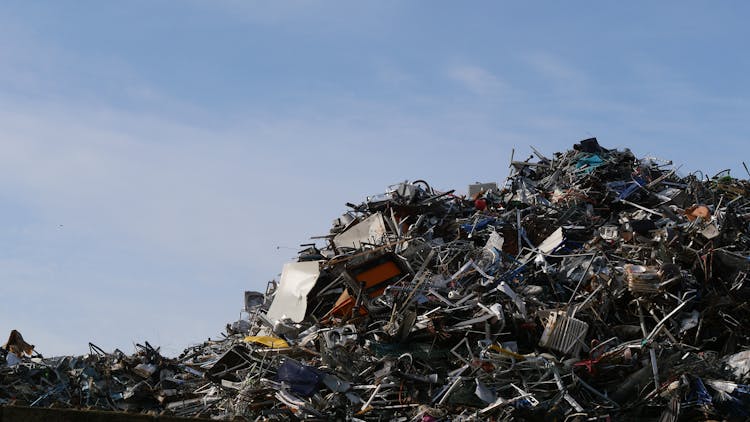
[3,139,749,421]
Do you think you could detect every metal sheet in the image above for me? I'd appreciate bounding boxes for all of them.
[265,261,321,323]
[537,227,564,254]
[333,212,387,250]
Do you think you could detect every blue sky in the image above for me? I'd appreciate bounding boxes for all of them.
[1,1,748,355]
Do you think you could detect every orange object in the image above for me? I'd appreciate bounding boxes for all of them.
[356,260,402,286]
[685,205,710,222]
[328,256,404,318]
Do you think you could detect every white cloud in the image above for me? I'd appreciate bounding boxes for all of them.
[374,61,414,87]
[523,52,588,91]
[447,64,507,95]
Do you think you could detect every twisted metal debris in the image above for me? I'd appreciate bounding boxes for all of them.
[3,138,750,421]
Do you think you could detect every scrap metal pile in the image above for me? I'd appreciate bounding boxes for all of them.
[3,138,750,421]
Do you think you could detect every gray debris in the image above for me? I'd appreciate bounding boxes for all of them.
[4,138,750,421]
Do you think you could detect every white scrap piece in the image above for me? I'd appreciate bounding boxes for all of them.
[265,261,322,323]
[333,212,387,250]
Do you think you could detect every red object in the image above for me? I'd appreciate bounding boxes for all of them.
[474,198,487,210]
[574,357,600,376]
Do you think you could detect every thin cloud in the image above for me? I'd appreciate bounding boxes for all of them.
[523,52,588,91]
[447,64,507,96]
